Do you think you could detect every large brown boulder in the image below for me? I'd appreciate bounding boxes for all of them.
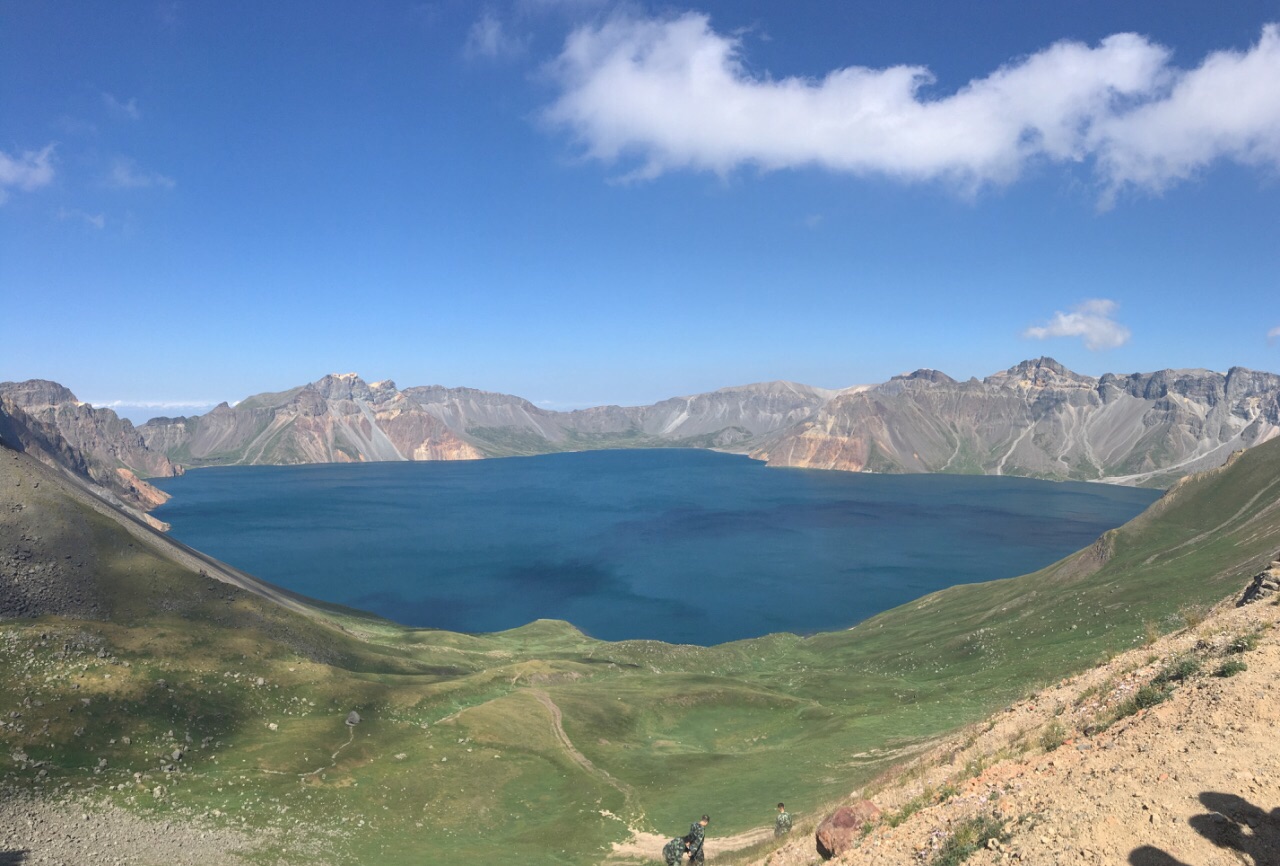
[815,800,881,859]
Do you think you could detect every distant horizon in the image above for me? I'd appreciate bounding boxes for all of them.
[4,3,1278,420]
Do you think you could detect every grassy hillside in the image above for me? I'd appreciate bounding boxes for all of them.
[2,440,1278,864]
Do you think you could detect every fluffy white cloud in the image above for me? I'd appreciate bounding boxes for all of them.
[1092,25,1280,201]
[1024,299,1131,351]
[107,157,175,190]
[1268,326,1280,344]
[545,14,1280,195]
[0,144,56,204]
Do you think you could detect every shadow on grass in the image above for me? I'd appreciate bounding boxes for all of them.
[0,851,28,865]
[1130,791,1280,866]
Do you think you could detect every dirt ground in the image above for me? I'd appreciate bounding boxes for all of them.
[751,587,1280,866]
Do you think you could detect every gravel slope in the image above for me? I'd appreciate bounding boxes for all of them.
[753,580,1280,866]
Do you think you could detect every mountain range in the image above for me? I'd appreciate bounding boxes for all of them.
[4,358,1279,517]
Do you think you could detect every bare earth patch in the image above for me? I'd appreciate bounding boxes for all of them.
[751,590,1280,866]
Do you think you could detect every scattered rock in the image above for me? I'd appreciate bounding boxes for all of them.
[815,799,881,859]
[1237,556,1280,605]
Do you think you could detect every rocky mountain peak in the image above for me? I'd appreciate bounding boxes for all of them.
[0,379,80,408]
[889,368,957,386]
[986,357,1095,390]
[310,373,376,402]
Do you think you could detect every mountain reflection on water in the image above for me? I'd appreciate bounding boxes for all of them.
[153,449,1161,645]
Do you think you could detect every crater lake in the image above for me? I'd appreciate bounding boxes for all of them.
[152,449,1162,645]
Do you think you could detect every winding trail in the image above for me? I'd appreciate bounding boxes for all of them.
[298,725,356,779]
[531,689,634,806]
[528,689,784,863]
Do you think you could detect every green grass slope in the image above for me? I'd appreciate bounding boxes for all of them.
[2,440,1278,864]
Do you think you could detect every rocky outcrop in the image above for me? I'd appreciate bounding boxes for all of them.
[403,379,835,455]
[39,358,1280,485]
[140,375,835,466]
[0,383,174,515]
[1238,555,1280,605]
[752,358,1280,485]
[0,380,178,481]
[139,374,484,467]
[815,800,882,859]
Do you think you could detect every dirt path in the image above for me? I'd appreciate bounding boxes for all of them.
[606,826,774,863]
[531,689,636,806]
[298,724,357,779]
[529,689,777,863]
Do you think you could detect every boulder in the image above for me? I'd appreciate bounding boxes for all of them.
[815,800,882,859]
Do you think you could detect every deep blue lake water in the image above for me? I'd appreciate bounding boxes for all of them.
[152,449,1162,645]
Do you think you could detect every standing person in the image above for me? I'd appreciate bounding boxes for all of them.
[685,815,710,864]
[662,835,688,866]
[774,802,792,837]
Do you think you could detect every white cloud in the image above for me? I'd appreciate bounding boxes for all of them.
[1024,299,1131,351]
[107,157,175,190]
[0,144,56,204]
[1267,325,1280,345]
[102,92,141,120]
[465,10,527,60]
[1091,25,1280,203]
[544,14,1280,196]
[57,207,105,229]
[90,399,223,413]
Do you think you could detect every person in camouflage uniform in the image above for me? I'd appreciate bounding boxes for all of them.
[662,835,688,866]
[774,802,792,837]
[685,815,709,864]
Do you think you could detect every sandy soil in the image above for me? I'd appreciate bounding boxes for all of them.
[753,587,1280,866]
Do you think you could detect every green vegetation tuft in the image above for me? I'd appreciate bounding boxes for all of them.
[930,814,1009,866]
[1214,659,1248,678]
[886,788,939,827]
[1224,631,1261,654]
[1152,655,1202,687]
[1038,720,1067,752]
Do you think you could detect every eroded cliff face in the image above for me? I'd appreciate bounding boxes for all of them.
[751,358,1280,485]
[0,381,177,513]
[139,375,838,465]
[92,358,1280,484]
[139,374,483,466]
[399,379,836,452]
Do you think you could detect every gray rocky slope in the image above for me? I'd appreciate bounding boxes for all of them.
[751,358,1280,485]
[137,374,835,464]
[9,358,1280,493]
[0,381,177,521]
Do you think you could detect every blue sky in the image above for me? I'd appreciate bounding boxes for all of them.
[3,1,1279,422]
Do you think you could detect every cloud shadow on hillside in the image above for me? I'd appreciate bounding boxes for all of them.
[1129,791,1280,866]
